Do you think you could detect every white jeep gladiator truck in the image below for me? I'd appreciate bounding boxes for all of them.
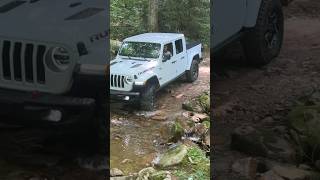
[0,0,108,152]
[212,0,285,65]
[110,33,202,111]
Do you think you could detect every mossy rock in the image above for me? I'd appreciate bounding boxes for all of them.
[198,93,210,114]
[231,126,296,161]
[150,171,171,180]
[182,100,195,111]
[158,144,188,167]
[288,105,320,160]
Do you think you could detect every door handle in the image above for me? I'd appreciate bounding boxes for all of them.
[180,57,185,60]
[172,61,177,64]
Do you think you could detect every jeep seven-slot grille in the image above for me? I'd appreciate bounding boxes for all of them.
[1,40,46,84]
[110,74,125,88]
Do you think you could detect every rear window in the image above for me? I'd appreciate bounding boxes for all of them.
[175,39,183,54]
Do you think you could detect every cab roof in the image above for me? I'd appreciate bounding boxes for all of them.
[123,33,184,44]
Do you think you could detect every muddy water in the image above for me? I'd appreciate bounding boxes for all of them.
[110,111,170,174]
[110,61,210,175]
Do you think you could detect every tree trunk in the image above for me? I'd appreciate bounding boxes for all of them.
[148,0,158,32]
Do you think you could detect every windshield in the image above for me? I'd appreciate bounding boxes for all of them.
[118,42,161,59]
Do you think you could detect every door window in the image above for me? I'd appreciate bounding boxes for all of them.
[175,39,183,54]
[163,43,173,59]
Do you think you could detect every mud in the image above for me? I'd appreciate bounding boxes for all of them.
[213,0,320,179]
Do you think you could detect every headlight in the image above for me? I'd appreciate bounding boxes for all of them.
[46,47,71,72]
[125,75,134,84]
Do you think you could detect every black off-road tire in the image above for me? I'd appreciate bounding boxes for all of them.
[186,59,199,82]
[140,84,156,111]
[242,0,284,66]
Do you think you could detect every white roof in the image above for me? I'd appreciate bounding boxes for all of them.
[124,33,184,43]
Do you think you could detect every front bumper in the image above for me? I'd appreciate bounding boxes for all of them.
[0,64,107,109]
[110,89,140,101]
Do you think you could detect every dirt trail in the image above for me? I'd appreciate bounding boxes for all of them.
[213,0,320,179]
[110,57,210,174]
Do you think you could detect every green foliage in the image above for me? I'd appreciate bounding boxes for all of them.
[111,0,149,40]
[111,0,210,47]
[174,146,210,179]
[158,0,210,47]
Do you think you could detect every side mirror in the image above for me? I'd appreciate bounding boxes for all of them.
[162,54,171,62]
[114,50,118,55]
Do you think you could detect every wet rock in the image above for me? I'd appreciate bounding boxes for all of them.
[231,126,295,161]
[157,144,188,167]
[121,159,133,164]
[111,168,124,177]
[272,165,312,180]
[169,121,185,142]
[151,113,167,121]
[232,157,257,179]
[258,170,284,180]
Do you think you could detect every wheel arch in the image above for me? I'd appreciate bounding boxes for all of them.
[145,76,160,89]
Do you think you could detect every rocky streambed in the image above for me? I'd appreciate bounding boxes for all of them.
[110,59,211,179]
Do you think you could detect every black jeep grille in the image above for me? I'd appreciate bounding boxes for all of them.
[1,40,47,84]
[110,74,125,88]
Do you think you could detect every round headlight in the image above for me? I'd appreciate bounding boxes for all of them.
[46,47,71,72]
[125,76,134,84]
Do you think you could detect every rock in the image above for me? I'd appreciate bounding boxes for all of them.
[198,93,210,114]
[138,167,156,179]
[157,144,188,167]
[175,93,184,99]
[193,123,208,137]
[151,114,167,121]
[121,159,133,164]
[111,168,124,177]
[258,170,284,180]
[288,106,320,161]
[262,116,274,124]
[182,111,209,122]
[204,133,210,146]
[231,126,295,161]
[232,157,257,179]
[298,164,312,170]
[272,165,311,180]
[150,170,171,180]
[191,113,209,122]
[170,121,185,142]
[182,101,194,111]
[110,176,137,180]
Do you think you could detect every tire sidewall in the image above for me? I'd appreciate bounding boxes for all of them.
[140,84,156,111]
[242,0,284,66]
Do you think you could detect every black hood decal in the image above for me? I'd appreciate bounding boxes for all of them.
[130,64,142,68]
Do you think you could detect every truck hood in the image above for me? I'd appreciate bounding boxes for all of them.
[0,0,107,45]
[110,58,158,76]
